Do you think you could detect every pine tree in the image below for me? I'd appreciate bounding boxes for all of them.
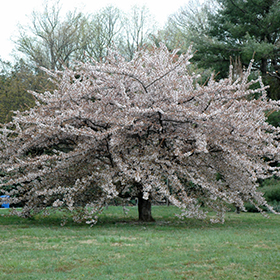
[173,0,280,99]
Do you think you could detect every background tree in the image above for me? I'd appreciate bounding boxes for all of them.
[120,5,158,60]
[1,45,280,224]
[2,2,159,124]
[0,59,54,123]
[166,0,280,99]
[158,0,218,85]
[193,0,280,99]
[15,1,86,70]
[15,2,158,68]
[79,6,123,62]
[161,0,212,52]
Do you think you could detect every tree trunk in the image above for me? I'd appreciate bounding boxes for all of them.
[260,58,268,75]
[137,193,155,222]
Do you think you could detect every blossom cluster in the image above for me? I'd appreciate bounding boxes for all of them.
[1,44,280,223]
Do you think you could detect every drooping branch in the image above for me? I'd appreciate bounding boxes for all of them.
[1,44,280,225]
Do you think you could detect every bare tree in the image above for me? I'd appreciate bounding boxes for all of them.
[15,1,86,70]
[120,5,157,60]
[80,6,123,62]
[1,45,280,224]
[160,0,217,52]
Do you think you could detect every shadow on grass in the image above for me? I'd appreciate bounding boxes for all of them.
[0,206,279,231]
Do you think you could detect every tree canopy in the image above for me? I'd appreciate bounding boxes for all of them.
[1,45,280,224]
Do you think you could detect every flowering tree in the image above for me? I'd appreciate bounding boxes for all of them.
[1,45,280,224]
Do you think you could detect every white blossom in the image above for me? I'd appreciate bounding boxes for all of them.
[0,44,280,224]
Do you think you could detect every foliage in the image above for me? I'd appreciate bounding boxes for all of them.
[1,45,280,224]
[239,177,280,212]
[266,188,280,202]
[168,0,280,99]
[260,177,280,202]
[0,59,54,123]
[208,0,280,99]
[161,0,212,52]
[206,0,280,73]
[267,109,280,127]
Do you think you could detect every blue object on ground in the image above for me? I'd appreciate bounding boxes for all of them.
[0,195,10,208]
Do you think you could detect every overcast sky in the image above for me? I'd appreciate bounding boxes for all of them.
[0,0,190,62]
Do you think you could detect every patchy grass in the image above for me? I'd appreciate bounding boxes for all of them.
[0,206,280,279]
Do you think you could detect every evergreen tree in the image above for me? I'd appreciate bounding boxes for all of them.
[169,0,280,99]
[200,0,280,98]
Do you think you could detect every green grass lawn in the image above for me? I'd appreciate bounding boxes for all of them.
[0,206,279,280]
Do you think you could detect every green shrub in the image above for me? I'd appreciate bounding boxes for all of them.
[244,203,260,213]
[265,188,280,202]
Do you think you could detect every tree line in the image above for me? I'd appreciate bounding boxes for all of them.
[1,0,280,123]
[15,2,157,70]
